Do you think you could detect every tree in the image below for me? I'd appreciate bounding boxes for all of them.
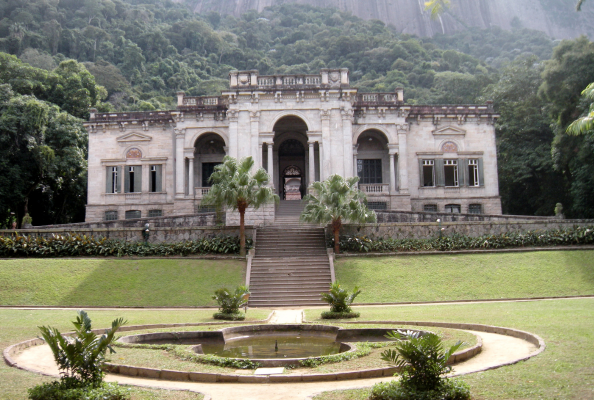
[300,175,376,254]
[202,156,278,256]
[566,82,593,136]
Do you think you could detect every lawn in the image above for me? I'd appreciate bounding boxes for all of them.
[308,298,593,400]
[0,258,246,306]
[0,308,270,400]
[335,250,593,303]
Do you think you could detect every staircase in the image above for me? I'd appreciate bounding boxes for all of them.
[248,200,332,307]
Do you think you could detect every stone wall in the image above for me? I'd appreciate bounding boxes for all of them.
[332,218,592,240]
[34,212,217,230]
[375,210,556,223]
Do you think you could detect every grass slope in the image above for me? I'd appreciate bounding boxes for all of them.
[0,258,246,307]
[335,250,593,303]
[0,309,269,400]
[309,298,593,400]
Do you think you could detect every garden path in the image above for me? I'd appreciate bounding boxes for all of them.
[12,324,539,400]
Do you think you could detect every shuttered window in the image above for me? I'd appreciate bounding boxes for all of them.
[125,166,142,193]
[420,160,435,187]
[106,166,121,193]
[150,165,162,192]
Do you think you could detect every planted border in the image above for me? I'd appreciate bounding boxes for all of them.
[0,233,252,257]
[329,226,593,253]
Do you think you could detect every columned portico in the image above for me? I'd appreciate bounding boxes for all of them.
[308,141,315,185]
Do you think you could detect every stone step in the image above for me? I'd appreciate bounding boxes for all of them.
[248,299,326,307]
[251,257,329,262]
[249,293,326,300]
[249,277,331,285]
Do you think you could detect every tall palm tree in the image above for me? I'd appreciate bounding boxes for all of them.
[202,156,278,256]
[301,174,376,254]
[566,82,594,136]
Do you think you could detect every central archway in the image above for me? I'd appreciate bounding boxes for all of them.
[270,116,309,199]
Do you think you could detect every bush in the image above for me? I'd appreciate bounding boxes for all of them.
[374,330,470,400]
[212,285,250,315]
[321,281,361,313]
[371,379,471,400]
[38,311,126,388]
[28,381,130,400]
[213,311,246,320]
[0,233,252,257]
[320,311,360,319]
[329,226,593,253]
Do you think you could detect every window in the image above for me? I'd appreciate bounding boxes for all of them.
[202,162,221,187]
[148,209,162,218]
[125,210,141,219]
[468,204,482,214]
[367,201,387,210]
[125,166,142,193]
[468,159,479,187]
[150,165,162,192]
[424,204,438,212]
[106,166,121,193]
[357,159,382,184]
[421,160,435,187]
[444,160,458,187]
[104,211,118,221]
[445,204,461,213]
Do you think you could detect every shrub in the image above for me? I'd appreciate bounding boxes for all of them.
[213,311,246,320]
[329,226,593,253]
[320,311,360,319]
[321,281,361,313]
[0,233,252,258]
[212,285,250,315]
[38,310,126,388]
[28,381,130,400]
[373,330,470,400]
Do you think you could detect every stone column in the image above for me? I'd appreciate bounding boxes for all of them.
[341,108,354,178]
[267,142,274,186]
[353,145,358,177]
[188,157,194,197]
[308,141,315,185]
[389,152,396,193]
[250,111,260,172]
[320,110,331,178]
[397,124,409,194]
[175,129,185,197]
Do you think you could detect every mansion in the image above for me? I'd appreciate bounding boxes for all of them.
[84,68,502,224]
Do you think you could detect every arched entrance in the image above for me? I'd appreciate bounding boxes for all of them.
[193,133,226,188]
[270,116,309,199]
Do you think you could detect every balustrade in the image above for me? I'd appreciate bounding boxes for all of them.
[359,183,390,194]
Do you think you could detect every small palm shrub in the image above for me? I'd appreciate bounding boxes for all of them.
[371,330,470,400]
[38,311,126,388]
[320,282,361,318]
[212,285,250,320]
[28,382,129,400]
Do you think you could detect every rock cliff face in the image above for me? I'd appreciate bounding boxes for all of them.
[175,0,593,39]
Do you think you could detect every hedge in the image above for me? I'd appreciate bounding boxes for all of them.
[328,226,593,253]
[0,233,252,257]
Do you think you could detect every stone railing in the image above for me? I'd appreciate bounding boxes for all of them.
[178,96,226,110]
[359,183,389,194]
[195,187,211,198]
[256,75,322,88]
[90,111,173,123]
[355,93,400,106]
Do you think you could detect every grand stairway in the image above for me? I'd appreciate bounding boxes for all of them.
[248,200,332,307]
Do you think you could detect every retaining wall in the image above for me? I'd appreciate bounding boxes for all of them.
[333,218,592,240]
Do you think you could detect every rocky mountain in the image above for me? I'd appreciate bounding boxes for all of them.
[175,0,593,39]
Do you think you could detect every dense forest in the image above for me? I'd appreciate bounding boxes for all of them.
[0,0,593,226]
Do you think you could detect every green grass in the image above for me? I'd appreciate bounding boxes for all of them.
[0,308,270,400]
[336,250,593,303]
[0,258,246,306]
[310,298,593,400]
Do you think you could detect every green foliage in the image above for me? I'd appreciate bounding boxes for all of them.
[320,311,361,319]
[566,82,594,136]
[301,174,375,254]
[0,233,252,257]
[212,311,246,321]
[374,330,470,399]
[38,311,126,388]
[28,381,130,400]
[321,281,361,313]
[329,226,592,253]
[202,156,278,256]
[296,342,381,367]
[171,346,260,369]
[212,285,250,314]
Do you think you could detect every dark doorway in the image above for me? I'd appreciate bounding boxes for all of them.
[202,162,220,187]
[279,139,305,199]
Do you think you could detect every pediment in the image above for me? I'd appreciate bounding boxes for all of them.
[432,125,466,136]
[117,132,152,142]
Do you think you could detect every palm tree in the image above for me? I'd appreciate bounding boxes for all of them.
[566,82,594,136]
[301,174,376,254]
[202,156,278,256]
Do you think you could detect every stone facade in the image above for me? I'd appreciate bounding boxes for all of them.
[84,68,502,225]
